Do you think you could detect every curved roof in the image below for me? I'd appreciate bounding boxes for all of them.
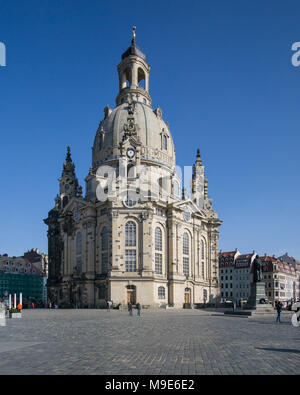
[92,101,176,168]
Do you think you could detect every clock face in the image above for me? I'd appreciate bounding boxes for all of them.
[127,148,135,159]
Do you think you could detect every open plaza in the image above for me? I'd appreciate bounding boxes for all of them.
[0,309,299,375]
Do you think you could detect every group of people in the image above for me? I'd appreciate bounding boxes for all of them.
[128,302,141,316]
[106,300,142,316]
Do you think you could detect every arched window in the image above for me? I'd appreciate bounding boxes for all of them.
[183,232,189,277]
[125,221,136,247]
[183,233,189,255]
[162,135,167,150]
[155,228,162,251]
[138,67,146,89]
[123,67,131,88]
[155,227,163,275]
[76,232,82,255]
[125,221,137,272]
[158,286,165,300]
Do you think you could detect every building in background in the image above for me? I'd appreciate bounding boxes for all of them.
[219,250,240,301]
[219,250,299,307]
[278,253,300,302]
[234,252,257,303]
[219,250,257,304]
[0,252,47,305]
[261,255,297,306]
[23,249,48,277]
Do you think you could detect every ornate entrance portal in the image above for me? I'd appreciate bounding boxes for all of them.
[184,288,191,304]
[126,285,136,304]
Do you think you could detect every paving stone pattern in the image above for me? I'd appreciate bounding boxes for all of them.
[0,309,299,375]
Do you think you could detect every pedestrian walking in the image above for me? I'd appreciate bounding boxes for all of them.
[276,301,282,323]
[128,302,133,316]
[136,302,141,316]
[107,300,112,312]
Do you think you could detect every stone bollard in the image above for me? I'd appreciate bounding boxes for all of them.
[0,303,6,327]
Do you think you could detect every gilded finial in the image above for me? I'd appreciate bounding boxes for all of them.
[132,26,136,43]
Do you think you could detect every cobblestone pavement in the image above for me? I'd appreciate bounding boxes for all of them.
[0,309,299,375]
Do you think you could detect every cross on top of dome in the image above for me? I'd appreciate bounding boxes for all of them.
[121,26,146,61]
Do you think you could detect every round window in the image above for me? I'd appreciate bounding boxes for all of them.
[123,195,137,208]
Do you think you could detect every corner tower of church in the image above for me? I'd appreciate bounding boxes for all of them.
[44,28,222,309]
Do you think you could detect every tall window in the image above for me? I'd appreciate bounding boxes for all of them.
[125,221,136,247]
[125,221,137,272]
[155,254,162,275]
[155,228,162,251]
[162,135,167,150]
[76,232,82,255]
[76,257,82,275]
[125,250,137,272]
[183,232,189,276]
[158,286,165,299]
[201,240,205,260]
[155,227,163,274]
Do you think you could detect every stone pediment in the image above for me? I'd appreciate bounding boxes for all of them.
[61,197,87,215]
[120,136,141,150]
[170,199,206,218]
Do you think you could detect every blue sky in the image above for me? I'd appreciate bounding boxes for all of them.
[0,0,299,259]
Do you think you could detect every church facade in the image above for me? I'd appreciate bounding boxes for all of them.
[44,31,222,308]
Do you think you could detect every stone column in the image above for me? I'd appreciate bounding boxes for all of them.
[131,64,138,89]
[168,219,178,275]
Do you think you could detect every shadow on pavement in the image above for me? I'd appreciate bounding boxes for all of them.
[256,347,300,354]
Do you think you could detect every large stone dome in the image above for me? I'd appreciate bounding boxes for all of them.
[92,101,176,169]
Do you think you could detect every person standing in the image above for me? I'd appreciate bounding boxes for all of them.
[136,303,141,316]
[128,302,133,316]
[276,301,282,323]
[107,300,113,312]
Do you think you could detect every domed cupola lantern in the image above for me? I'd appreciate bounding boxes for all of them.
[116,27,152,107]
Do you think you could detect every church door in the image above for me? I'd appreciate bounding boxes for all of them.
[126,286,136,305]
[184,289,191,304]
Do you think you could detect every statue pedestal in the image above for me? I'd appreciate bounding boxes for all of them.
[245,282,273,313]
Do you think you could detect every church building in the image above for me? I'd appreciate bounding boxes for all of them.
[44,29,222,308]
